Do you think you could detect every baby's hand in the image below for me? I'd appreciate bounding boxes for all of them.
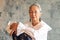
[9,22,18,36]
[10,22,18,32]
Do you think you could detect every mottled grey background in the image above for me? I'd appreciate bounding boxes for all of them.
[0,0,60,40]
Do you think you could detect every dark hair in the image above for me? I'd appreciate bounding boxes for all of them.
[12,32,32,40]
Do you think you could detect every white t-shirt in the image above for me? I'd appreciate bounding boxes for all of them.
[17,20,52,40]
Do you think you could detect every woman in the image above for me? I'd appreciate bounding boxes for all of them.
[6,3,52,40]
[22,3,52,40]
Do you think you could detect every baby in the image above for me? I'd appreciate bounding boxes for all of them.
[6,21,35,40]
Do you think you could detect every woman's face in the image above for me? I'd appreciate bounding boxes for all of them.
[29,6,42,21]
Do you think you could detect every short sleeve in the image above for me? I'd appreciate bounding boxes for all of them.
[45,24,52,32]
[48,26,52,32]
[42,21,52,32]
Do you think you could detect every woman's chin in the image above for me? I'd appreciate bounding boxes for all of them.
[32,19,37,22]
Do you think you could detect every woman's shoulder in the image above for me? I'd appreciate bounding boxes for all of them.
[41,20,52,32]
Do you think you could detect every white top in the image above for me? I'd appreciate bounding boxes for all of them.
[17,20,52,40]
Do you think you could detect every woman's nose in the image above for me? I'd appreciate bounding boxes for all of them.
[32,13,35,16]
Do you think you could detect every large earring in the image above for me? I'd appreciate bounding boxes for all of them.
[39,18,41,22]
[29,19,31,22]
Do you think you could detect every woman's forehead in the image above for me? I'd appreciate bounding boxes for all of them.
[29,6,40,11]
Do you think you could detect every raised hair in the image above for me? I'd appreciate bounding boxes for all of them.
[29,3,42,11]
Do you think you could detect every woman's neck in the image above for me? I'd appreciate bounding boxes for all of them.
[32,20,40,26]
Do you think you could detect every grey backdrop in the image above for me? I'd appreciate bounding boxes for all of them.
[0,0,60,40]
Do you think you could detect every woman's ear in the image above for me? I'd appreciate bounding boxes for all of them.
[39,13,42,17]
[41,13,42,16]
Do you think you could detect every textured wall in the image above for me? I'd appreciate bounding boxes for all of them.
[0,0,60,40]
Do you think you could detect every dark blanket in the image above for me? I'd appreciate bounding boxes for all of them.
[12,32,32,40]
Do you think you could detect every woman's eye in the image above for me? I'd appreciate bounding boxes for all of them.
[35,11,36,13]
[29,11,33,13]
[34,11,37,14]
